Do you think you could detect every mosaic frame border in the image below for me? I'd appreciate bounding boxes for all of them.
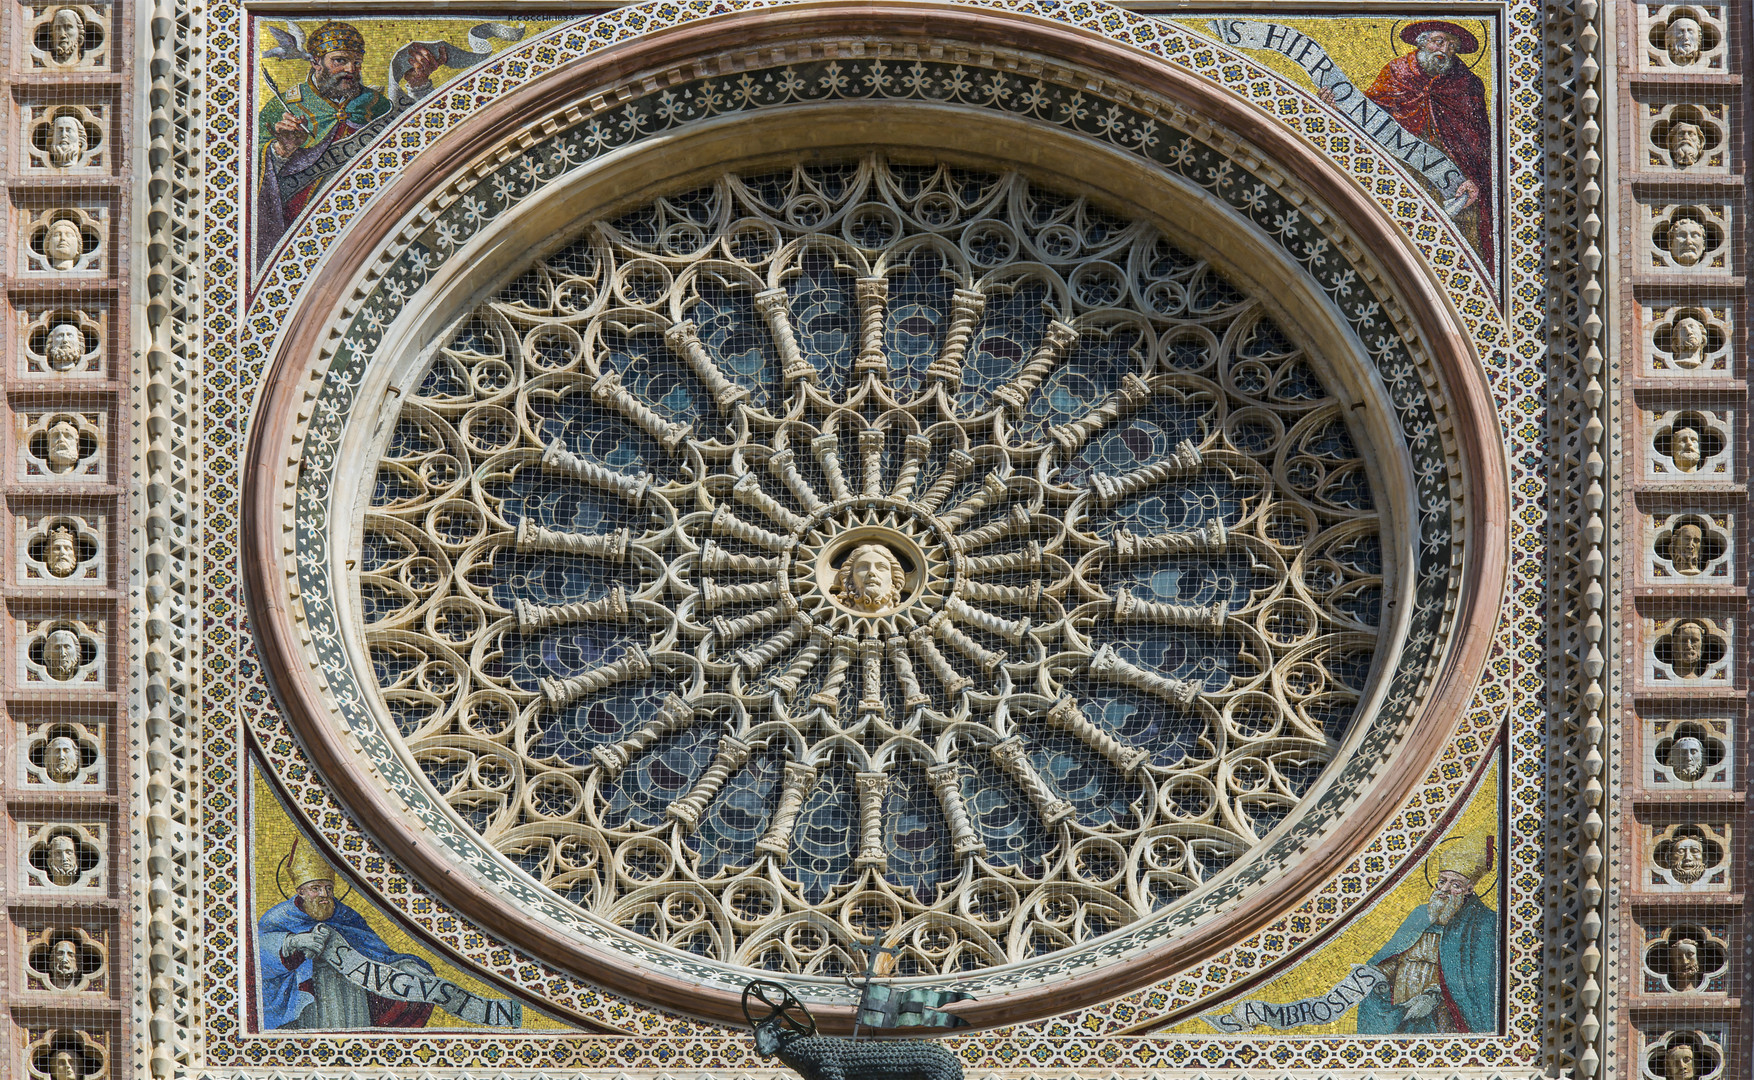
[168,0,1553,1074]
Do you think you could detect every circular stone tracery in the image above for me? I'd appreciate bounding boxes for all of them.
[357,155,1393,984]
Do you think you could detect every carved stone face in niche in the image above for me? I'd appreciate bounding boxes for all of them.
[47,833,79,885]
[1671,620,1707,677]
[835,543,907,614]
[50,938,80,987]
[1669,217,1708,266]
[1671,523,1704,574]
[44,220,83,270]
[45,735,81,781]
[47,420,80,472]
[1671,426,1702,472]
[45,628,80,681]
[1671,937,1701,989]
[1667,17,1702,63]
[1672,315,1708,368]
[49,1050,78,1080]
[46,525,78,578]
[1672,735,1707,781]
[1670,122,1705,167]
[49,115,85,167]
[46,324,82,369]
[1666,1042,1697,1080]
[50,8,83,63]
[1672,836,1708,883]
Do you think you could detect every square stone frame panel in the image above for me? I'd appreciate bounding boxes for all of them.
[239,3,1509,1035]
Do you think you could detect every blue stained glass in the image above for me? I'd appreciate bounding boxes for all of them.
[527,394,660,475]
[957,279,1050,412]
[1103,549,1271,612]
[486,466,650,536]
[882,763,956,902]
[1013,723,1141,829]
[1062,399,1220,484]
[787,253,857,386]
[692,277,780,406]
[1099,627,1248,694]
[1009,323,1148,442]
[357,155,1397,976]
[690,751,786,877]
[600,324,706,427]
[1084,469,1267,540]
[488,549,628,610]
[790,765,859,904]
[884,252,954,394]
[602,725,719,826]
[1085,691,1207,768]
[962,755,1056,875]
[484,627,639,699]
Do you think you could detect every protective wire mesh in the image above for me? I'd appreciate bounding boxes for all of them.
[356,155,1390,980]
[1613,4,1747,1079]
[3,1,131,1077]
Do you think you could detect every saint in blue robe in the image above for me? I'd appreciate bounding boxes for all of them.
[257,897,435,1030]
[1356,891,1497,1034]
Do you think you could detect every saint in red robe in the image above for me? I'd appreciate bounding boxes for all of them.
[1365,54,1495,273]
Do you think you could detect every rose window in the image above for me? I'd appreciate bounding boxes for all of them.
[359,156,1387,979]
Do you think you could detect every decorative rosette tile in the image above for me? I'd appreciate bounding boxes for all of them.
[360,155,1384,978]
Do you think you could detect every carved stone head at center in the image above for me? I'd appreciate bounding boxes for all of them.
[1669,217,1708,266]
[45,735,81,782]
[1672,735,1707,781]
[1672,836,1708,884]
[50,938,80,988]
[49,115,86,168]
[45,627,81,681]
[1667,17,1702,64]
[50,8,83,63]
[46,525,78,578]
[45,220,84,270]
[1671,938,1701,990]
[47,420,80,472]
[1672,315,1708,368]
[1665,1042,1697,1080]
[1669,620,1707,678]
[47,833,79,885]
[835,543,907,614]
[46,324,82,370]
[1670,523,1705,575]
[1671,427,1702,472]
[1670,121,1705,167]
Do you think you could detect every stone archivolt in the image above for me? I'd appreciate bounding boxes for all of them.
[357,155,1386,977]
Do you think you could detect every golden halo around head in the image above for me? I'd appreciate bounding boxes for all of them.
[1423,834,1497,895]
[274,837,353,902]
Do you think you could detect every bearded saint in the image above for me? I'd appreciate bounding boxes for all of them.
[1356,836,1498,1034]
[257,839,435,1029]
[255,22,411,270]
[1360,21,1496,273]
